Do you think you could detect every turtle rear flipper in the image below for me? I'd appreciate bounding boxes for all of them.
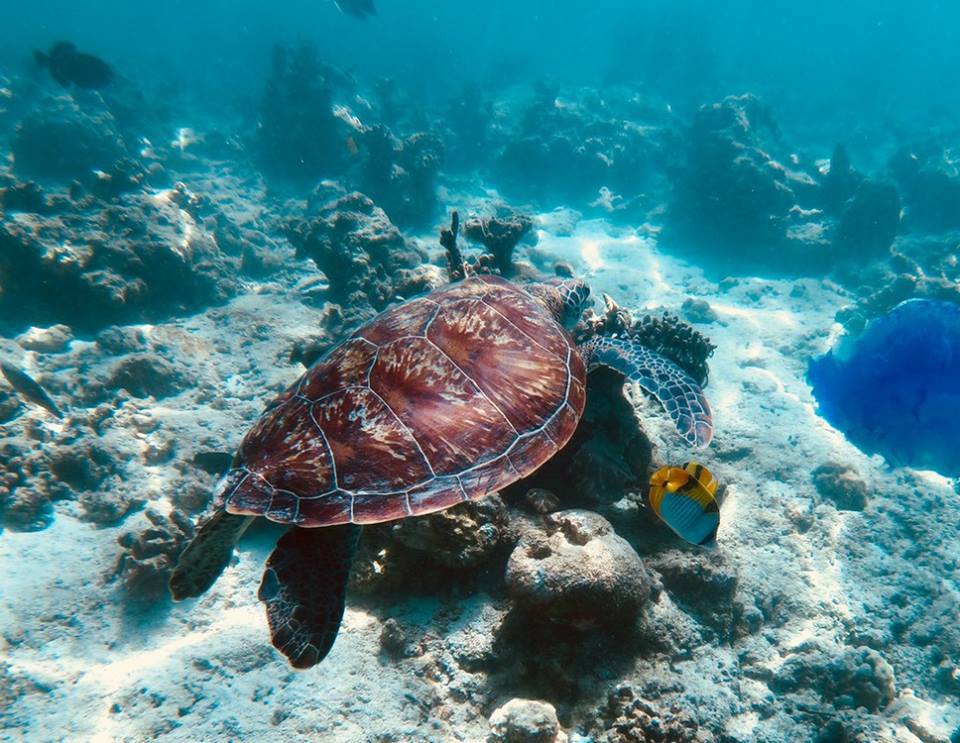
[583,337,713,447]
[169,511,253,600]
[258,524,360,669]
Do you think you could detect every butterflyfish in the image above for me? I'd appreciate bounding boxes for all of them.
[648,462,721,546]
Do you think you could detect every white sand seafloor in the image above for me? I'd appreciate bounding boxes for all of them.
[2,218,960,743]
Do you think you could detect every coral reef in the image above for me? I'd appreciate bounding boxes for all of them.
[463,209,534,277]
[522,489,561,515]
[444,83,496,171]
[770,644,896,712]
[114,508,195,600]
[648,549,739,641]
[514,366,653,505]
[832,180,901,262]
[811,463,869,511]
[0,176,54,214]
[0,424,142,530]
[579,293,715,386]
[440,210,466,282]
[5,38,960,743]
[355,125,444,229]
[105,354,186,400]
[389,495,507,569]
[584,684,703,743]
[284,190,427,322]
[257,42,349,181]
[0,440,53,530]
[11,95,127,180]
[667,95,902,276]
[495,84,670,211]
[0,187,240,333]
[15,324,73,353]
[350,496,510,596]
[889,139,960,232]
[505,510,655,629]
[488,698,566,743]
[668,95,797,251]
[667,94,836,274]
[819,144,861,215]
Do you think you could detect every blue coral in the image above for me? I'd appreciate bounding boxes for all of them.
[808,299,960,476]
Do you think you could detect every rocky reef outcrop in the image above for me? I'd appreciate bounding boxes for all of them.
[257,42,350,181]
[350,495,510,597]
[671,95,795,239]
[584,684,704,743]
[0,413,143,531]
[667,94,901,275]
[114,508,196,600]
[462,209,535,277]
[505,510,656,629]
[0,186,240,333]
[488,698,566,743]
[11,95,127,180]
[354,125,444,229]
[284,190,431,324]
[770,644,897,712]
[494,84,671,213]
[889,138,960,233]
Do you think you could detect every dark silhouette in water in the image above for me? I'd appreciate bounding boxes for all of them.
[0,361,63,419]
[334,0,376,19]
[34,42,113,89]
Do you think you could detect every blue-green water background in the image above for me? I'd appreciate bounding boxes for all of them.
[3,1,957,155]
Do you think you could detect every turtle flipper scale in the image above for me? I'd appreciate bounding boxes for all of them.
[169,511,253,600]
[258,524,360,669]
[583,337,713,447]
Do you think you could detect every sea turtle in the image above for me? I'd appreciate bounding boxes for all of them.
[170,274,713,668]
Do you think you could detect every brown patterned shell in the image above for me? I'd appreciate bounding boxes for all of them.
[218,274,587,526]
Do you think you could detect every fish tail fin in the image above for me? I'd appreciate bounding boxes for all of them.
[33,50,49,68]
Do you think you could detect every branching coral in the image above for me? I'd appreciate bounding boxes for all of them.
[462,211,533,277]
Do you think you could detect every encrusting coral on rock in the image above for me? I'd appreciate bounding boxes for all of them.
[584,684,704,743]
[505,510,655,629]
[488,698,567,743]
[577,292,716,387]
[284,190,431,323]
[114,508,196,600]
[0,187,241,333]
[811,463,869,512]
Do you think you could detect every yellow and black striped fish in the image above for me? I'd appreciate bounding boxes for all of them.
[648,462,720,546]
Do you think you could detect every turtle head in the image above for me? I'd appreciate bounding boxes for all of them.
[529,278,592,331]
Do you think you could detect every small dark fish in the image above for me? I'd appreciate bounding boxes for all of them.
[333,0,376,19]
[34,41,113,90]
[0,361,63,419]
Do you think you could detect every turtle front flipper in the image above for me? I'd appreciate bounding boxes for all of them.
[258,524,361,669]
[582,337,713,447]
[169,511,254,600]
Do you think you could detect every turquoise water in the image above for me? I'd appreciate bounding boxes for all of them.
[1,3,959,742]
